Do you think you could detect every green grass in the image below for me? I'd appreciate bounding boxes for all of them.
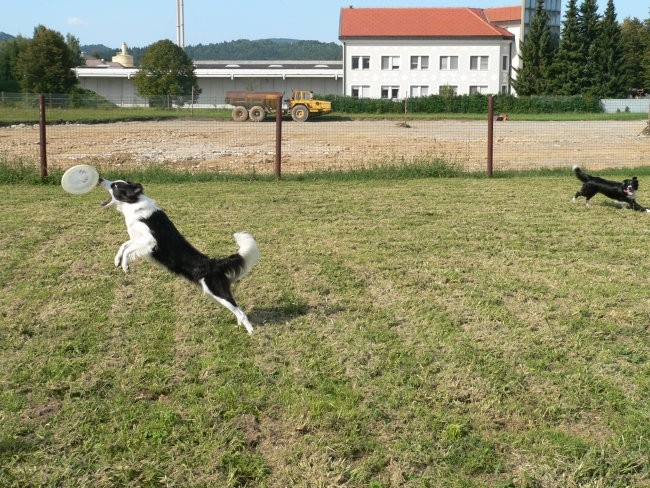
[330,111,648,122]
[1,173,650,487]
[0,106,234,126]
[1,104,646,126]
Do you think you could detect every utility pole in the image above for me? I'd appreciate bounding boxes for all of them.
[176,0,185,48]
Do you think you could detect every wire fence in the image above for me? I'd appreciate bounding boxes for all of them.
[1,93,649,176]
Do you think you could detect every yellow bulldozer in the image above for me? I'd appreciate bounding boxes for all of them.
[225,89,332,122]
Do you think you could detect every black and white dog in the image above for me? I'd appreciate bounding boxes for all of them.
[99,178,260,334]
[572,165,649,212]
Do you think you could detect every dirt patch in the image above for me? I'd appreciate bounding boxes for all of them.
[2,119,648,173]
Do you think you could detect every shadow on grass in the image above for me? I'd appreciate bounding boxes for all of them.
[0,436,41,456]
[249,299,347,329]
[248,305,310,326]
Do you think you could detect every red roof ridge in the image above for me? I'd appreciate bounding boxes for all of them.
[339,6,518,39]
[466,7,512,37]
[484,5,522,22]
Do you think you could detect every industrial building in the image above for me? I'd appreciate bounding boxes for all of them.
[75,1,561,104]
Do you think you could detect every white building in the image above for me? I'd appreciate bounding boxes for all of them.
[76,2,565,103]
[75,60,343,106]
[338,6,522,97]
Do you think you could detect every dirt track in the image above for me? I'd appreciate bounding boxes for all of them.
[2,118,648,173]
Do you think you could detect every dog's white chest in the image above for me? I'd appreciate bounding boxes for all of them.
[125,218,155,244]
[120,203,157,250]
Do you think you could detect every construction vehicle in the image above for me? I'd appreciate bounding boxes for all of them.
[224,89,332,122]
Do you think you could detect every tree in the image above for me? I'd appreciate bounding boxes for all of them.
[0,36,29,92]
[66,33,85,68]
[575,0,601,96]
[620,17,647,92]
[644,13,650,89]
[512,0,555,95]
[550,0,582,95]
[15,25,78,94]
[133,39,200,107]
[593,0,626,97]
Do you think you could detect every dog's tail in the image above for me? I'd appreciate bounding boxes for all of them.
[229,232,260,282]
[573,165,589,182]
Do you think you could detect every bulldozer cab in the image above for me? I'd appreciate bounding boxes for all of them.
[292,90,313,101]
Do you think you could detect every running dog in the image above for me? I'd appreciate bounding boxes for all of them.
[99,178,260,334]
[572,166,649,212]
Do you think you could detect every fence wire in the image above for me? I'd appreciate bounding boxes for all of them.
[1,99,649,176]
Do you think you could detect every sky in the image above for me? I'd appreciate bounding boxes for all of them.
[1,0,646,49]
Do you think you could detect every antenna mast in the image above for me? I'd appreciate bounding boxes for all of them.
[176,0,185,48]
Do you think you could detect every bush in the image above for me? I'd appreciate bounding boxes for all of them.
[494,94,602,113]
[325,94,603,114]
[67,87,117,109]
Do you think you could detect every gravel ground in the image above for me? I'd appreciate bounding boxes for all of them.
[2,118,648,173]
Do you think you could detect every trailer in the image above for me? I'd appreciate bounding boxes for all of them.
[224,90,332,122]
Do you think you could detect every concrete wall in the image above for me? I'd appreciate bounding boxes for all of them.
[76,67,343,107]
[600,98,650,114]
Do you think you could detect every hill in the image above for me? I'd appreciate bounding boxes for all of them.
[1,34,340,63]
[79,38,341,64]
[184,38,341,61]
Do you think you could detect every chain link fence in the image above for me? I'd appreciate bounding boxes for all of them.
[2,93,649,176]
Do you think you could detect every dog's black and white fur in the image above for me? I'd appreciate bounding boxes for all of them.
[99,178,260,334]
[572,165,649,212]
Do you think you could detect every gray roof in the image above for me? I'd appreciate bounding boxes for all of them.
[193,60,342,70]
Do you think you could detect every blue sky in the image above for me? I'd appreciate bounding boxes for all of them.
[1,0,646,49]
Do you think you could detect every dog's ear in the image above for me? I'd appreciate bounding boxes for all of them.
[133,183,144,195]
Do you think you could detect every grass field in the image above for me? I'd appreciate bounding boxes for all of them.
[0,104,646,126]
[1,172,649,487]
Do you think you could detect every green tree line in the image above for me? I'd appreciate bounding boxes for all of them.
[0,26,83,93]
[79,38,341,65]
[514,0,650,97]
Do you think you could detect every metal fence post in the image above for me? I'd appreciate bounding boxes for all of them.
[487,95,494,177]
[38,94,48,178]
[275,94,282,180]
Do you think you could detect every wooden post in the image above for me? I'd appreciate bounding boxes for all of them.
[275,94,282,180]
[38,94,48,178]
[487,95,494,177]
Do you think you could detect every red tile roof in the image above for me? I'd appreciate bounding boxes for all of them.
[485,6,522,23]
[339,7,519,39]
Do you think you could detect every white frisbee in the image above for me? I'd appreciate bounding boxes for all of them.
[61,164,99,194]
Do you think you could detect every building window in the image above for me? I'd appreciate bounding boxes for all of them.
[410,56,429,70]
[469,85,489,94]
[439,85,457,96]
[381,85,400,99]
[381,56,400,70]
[501,85,508,94]
[502,55,509,71]
[410,85,429,97]
[439,56,458,70]
[470,56,489,70]
[351,56,370,70]
[351,85,370,98]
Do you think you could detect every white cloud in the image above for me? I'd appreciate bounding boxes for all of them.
[67,17,87,26]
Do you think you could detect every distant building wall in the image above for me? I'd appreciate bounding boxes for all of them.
[75,63,343,106]
[600,99,650,114]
